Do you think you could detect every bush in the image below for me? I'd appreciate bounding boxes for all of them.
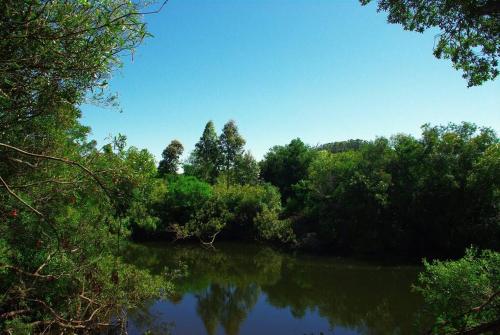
[214,183,288,241]
[157,175,213,232]
[185,194,231,242]
[159,181,294,244]
[254,208,295,243]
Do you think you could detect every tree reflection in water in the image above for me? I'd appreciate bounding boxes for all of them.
[124,242,425,335]
[197,284,260,335]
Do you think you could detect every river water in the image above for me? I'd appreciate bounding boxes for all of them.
[124,242,425,335]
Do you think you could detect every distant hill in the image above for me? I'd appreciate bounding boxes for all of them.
[316,139,367,153]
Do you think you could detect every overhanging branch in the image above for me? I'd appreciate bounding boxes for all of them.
[0,142,111,198]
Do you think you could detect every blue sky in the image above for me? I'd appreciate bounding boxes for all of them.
[81,0,499,162]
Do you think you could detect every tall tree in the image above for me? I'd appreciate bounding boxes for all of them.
[219,120,245,187]
[361,0,500,86]
[189,121,221,183]
[158,140,184,176]
[234,151,260,185]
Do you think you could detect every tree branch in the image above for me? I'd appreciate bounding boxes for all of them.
[0,175,44,217]
[0,142,111,198]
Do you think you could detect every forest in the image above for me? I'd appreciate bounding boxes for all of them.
[1,0,498,334]
[143,120,499,261]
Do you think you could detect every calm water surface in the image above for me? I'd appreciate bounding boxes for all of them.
[124,242,425,335]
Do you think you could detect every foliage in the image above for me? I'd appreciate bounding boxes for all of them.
[187,121,221,183]
[118,146,167,232]
[260,138,316,203]
[149,178,293,244]
[154,121,498,258]
[318,139,367,153]
[0,133,170,333]
[185,194,231,243]
[254,210,295,244]
[219,120,246,187]
[303,139,393,252]
[282,122,500,257]
[157,175,213,235]
[233,151,260,186]
[361,0,500,86]
[185,120,259,187]
[0,0,149,134]
[158,140,184,176]
[414,248,500,334]
[213,183,293,243]
[0,0,169,332]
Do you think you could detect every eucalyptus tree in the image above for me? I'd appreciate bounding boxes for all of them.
[189,121,221,183]
[158,139,184,176]
[219,120,246,187]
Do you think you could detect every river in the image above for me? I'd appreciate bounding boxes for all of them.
[124,242,425,335]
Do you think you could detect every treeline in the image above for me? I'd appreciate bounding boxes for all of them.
[132,120,294,245]
[267,123,499,258]
[134,120,499,260]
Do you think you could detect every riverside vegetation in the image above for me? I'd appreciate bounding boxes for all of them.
[1,0,499,334]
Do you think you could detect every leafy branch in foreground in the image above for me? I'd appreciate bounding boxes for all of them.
[414,248,500,335]
[361,0,500,86]
[0,0,171,333]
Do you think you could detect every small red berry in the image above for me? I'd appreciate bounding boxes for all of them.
[9,209,18,218]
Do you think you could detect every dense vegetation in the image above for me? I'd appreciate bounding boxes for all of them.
[144,120,500,333]
[290,123,499,258]
[133,120,293,246]
[144,121,499,261]
[1,0,498,333]
[415,248,499,334]
[0,0,170,333]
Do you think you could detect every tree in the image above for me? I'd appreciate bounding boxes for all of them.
[0,0,169,332]
[295,122,500,257]
[234,151,260,185]
[260,138,315,202]
[219,120,246,187]
[212,183,292,243]
[361,0,500,86]
[158,139,184,176]
[188,121,221,183]
[159,175,213,238]
[414,248,500,335]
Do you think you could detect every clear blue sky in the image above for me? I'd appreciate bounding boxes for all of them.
[81,0,499,162]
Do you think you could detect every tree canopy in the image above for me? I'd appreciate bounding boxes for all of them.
[189,121,221,183]
[361,0,500,86]
[260,138,315,202]
[158,139,184,176]
[219,120,246,187]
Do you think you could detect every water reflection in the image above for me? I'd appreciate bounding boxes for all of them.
[124,242,424,335]
[197,284,259,335]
